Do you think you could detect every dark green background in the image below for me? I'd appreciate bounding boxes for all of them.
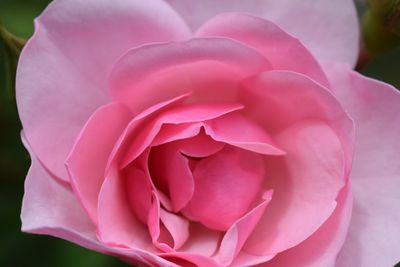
[0,1,399,267]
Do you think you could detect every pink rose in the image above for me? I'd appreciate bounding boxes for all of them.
[17,0,400,266]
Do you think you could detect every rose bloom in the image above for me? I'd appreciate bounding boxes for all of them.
[17,0,400,266]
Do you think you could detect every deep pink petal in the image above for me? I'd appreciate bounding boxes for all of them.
[152,123,203,147]
[204,112,285,155]
[165,0,359,66]
[125,165,153,225]
[262,182,353,267]
[177,129,225,158]
[244,120,345,255]
[183,146,265,231]
[109,37,271,113]
[161,253,220,267]
[121,103,244,168]
[218,191,273,266]
[66,103,132,224]
[196,12,328,87]
[17,0,190,181]
[325,64,400,267]
[149,143,194,212]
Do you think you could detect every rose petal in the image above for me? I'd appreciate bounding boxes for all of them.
[196,12,328,88]
[244,120,345,255]
[109,37,271,113]
[17,0,190,181]
[218,191,274,266]
[178,223,221,257]
[183,146,265,231]
[165,0,359,66]
[325,64,400,267]
[107,93,191,172]
[262,182,352,267]
[66,103,132,224]
[241,70,354,172]
[97,165,154,251]
[121,103,244,168]
[21,135,169,267]
[204,112,285,155]
[149,143,195,212]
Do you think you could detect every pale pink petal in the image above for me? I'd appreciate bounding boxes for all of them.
[159,209,190,250]
[204,112,285,155]
[261,182,353,267]
[17,0,190,181]
[97,165,155,251]
[324,64,400,267]
[196,12,328,87]
[178,223,222,257]
[21,136,170,267]
[66,103,132,224]
[165,0,359,66]
[121,103,244,168]
[109,37,271,113]
[245,121,345,255]
[183,146,265,231]
[241,70,354,173]
[218,191,273,266]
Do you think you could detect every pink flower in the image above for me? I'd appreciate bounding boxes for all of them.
[17,0,400,266]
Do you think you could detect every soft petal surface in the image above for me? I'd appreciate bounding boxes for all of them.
[21,136,171,267]
[97,165,155,251]
[66,103,132,223]
[149,142,194,212]
[120,103,243,167]
[241,70,354,169]
[244,121,345,255]
[204,112,285,155]
[218,191,273,266]
[196,12,328,87]
[325,64,400,267]
[183,146,266,231]
[165,0,359,65]
[17,0,190,181]
[109,37,271,113]
[262,182,353,267]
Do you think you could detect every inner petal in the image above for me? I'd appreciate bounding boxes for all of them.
[182,146,266,231]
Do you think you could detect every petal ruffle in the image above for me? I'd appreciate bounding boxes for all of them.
[17,0,190,181]
[325,64,400,267]
[165,0,359,66]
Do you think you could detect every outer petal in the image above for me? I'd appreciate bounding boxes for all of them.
[109,37,271,113]
[244,121,345,255]
[20,136,173,267]
[196,12,329,88]
[66,103,132,224]
[17,0,190,181]
[165,0,359,66]
[262,182,353,267]
[325,64,400,267]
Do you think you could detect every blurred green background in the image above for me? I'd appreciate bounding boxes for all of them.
[0,1,399,267]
